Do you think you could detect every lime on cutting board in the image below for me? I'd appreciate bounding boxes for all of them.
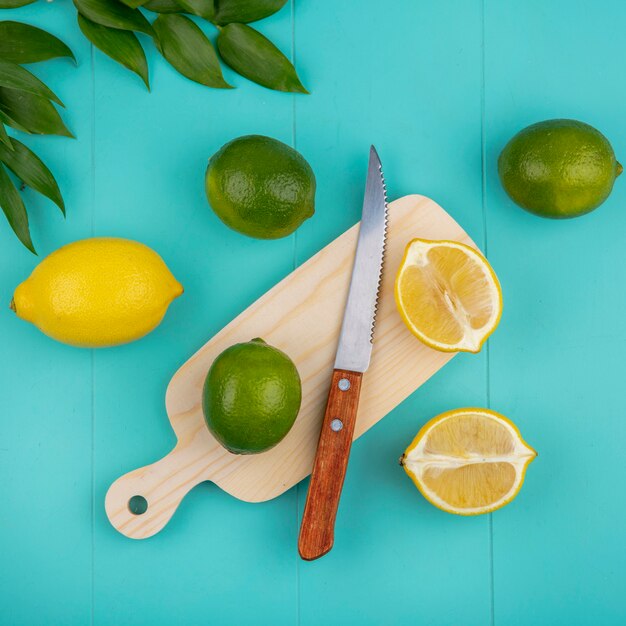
[202,338,302,454]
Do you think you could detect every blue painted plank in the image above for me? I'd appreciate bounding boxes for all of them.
[0,5,94,625]
[485,1,626,624]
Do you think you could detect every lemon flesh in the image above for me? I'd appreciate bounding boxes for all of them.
[401,408,536,515]
[395,239,502,353]
[11,237,183,348]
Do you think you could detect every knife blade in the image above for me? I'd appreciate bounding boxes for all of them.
[298,146,388,561]
[335,145,388,373]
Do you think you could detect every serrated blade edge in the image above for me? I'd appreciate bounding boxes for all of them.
[334,145,388,373]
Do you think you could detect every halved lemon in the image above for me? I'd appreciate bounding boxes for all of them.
[395,239,502,353]
[401,408,536,515]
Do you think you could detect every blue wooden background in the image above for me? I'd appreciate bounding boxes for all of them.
[1,1,625,624]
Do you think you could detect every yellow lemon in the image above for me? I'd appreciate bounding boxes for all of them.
[11,237,183,347]
[401,408,537,515]
[395,239,502,353]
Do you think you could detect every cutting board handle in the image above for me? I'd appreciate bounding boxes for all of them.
[105,443,203,539]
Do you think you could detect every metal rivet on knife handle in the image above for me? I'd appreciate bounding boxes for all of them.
[338,378,351,391]
[330,419,343,432]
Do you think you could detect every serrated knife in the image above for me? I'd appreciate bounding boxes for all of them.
[298,146,388,561]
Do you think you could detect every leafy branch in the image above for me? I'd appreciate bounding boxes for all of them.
[0,20,74,253]
[74,0,307,93]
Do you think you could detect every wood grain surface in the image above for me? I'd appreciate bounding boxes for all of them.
[105,194,475,539]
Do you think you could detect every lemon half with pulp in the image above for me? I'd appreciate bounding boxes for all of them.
[401,408,536,515]
[395,239,502,353]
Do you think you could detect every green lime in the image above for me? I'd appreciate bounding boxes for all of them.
[205,135,316,239]
[202,338,302,454]
[498,119,622,218]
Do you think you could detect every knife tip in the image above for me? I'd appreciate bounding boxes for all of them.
[369,144,382,168]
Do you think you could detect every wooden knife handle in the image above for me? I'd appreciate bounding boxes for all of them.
[298,369,363,560]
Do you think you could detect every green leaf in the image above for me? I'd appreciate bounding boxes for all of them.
[153,15,231,88]
[0,88,74,137]
[0,162,35,254]
[0,122,12,151]
[217,23,307,94]
[143,0,182,13]
[0,21,75,65]
[0,137,64,214]
[174,0,214,20]
[77,14,150,89]
[0,108,30,134]
[119,0,149,8]
[0,0,37,7]
[145,0,214,17]
[213,0,286,25]
[73,0,155,37]
[0,60,64,107]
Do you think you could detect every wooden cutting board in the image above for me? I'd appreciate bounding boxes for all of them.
[105,194,476,539]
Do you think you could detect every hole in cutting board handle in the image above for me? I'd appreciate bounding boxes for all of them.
[128,495,148,516]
